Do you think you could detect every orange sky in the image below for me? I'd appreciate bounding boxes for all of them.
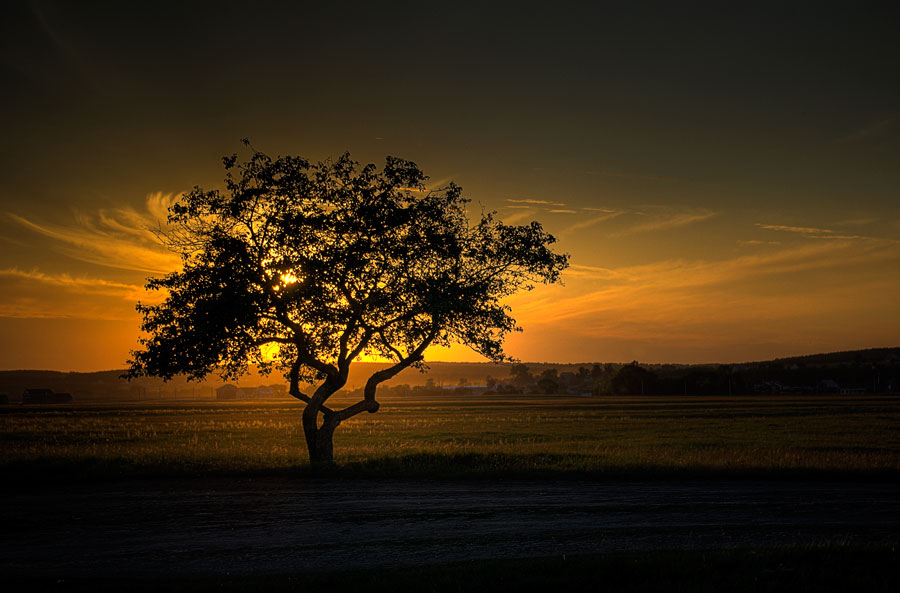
[1,3,898,370]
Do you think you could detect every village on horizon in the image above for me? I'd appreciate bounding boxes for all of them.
[2,347,897,404]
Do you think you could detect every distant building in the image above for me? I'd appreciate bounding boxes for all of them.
[216,384,239,400]
[754,381,789,394]
[840,387,867,395]
[237,387,259,399]
[216,384,269,400]
[22,389,72,404]
[819,380,841,393]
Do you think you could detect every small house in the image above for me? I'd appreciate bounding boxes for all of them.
[22,389,72,404]
[216,384,239,400]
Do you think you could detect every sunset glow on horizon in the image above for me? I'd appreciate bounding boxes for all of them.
[2,2,898,371]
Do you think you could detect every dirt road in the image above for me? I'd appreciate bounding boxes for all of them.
[3,478,898,577]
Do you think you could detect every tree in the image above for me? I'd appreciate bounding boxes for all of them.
[485,375,498,391]
[126,143,568,463]
[610,362,656,395]
[590,363,617,395]
[509,363,534,387]
[537,368,559,394]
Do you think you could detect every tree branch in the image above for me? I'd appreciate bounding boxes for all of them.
[332,399,379,421]
[333,324,439,423]
[337,315,360,370]
[288,357,333,413]
[344,328,374,369]
[376,330,405,361]
[297,351,339,379]
[367,325,437,399]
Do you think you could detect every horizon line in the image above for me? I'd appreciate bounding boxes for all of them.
[3,345,898,375]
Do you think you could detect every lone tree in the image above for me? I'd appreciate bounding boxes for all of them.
[126,143,568,463]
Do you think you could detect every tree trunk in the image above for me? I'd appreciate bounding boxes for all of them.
[302,404,339,465]
[313,422,336,463]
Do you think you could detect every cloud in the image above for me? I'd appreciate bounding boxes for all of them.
[508,238,900,342]
[755,223,835,235]
[805,233,869,241]
[425,177,456,191]
[736,239,781,247]
[502,208,539,225]
[611,208,718,237]
[840,118,896,143]
[583,169,672,182]
[560,210,624,236]
[755,223,876,241]
[505,198,566,207]
[0,268,145,297]
[8,192,181,274]
[834,217,879,227]
[0,267,157,320]
[549,209,577,214]
[563,264,622,280]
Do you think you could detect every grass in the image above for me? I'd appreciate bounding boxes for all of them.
[2,394,899,481]
[9,545,900,592]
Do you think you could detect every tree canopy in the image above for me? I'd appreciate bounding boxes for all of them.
[127,143,568,461]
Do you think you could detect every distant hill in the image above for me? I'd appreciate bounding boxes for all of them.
[762,347,900,368]
[1,347,898,402]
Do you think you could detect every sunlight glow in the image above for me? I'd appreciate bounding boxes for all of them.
[259,342,280,362]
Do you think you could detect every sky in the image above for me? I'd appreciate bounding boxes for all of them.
[1,1,898,371]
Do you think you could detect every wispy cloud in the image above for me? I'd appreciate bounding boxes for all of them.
[425,177,456,191]
[0,267,144,292]
[560,210,624,236]
[508,238,900,345]
[564,264,622,280]
[0,267,157,320]
[583,169,672,182]
[8,192,181,274]
[840,118,896,143]
[611,208,718,237]
[549,209,577,214]
[0,268,146,298]
[755,223,835,235]
[502,208,539,225]
[755,223,874,241]
[834,217,879,227]
[505,198,566,207]
[806,233,869,240]
[736,239,781,247]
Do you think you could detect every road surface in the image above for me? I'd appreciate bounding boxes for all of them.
[3,478,898,577]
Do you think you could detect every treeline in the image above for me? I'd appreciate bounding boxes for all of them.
[585,360,899,396]
[362,351,900,397]
[3,348,898,401]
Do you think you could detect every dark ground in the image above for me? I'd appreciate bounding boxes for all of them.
[3,477,898,583]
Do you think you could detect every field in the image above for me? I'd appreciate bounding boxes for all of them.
[4,393,900,591]
[3,393,899,480]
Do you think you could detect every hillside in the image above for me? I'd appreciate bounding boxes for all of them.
[1,347,898,402]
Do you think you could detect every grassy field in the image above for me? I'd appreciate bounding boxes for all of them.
[2,394,899,480]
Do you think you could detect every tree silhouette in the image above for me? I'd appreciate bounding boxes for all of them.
[537,368,559,394]
[610,361,656,395]
[509,363,534,387]
[126,142,568,463]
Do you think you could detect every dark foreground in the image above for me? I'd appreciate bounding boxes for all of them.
[3,477,899,590]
